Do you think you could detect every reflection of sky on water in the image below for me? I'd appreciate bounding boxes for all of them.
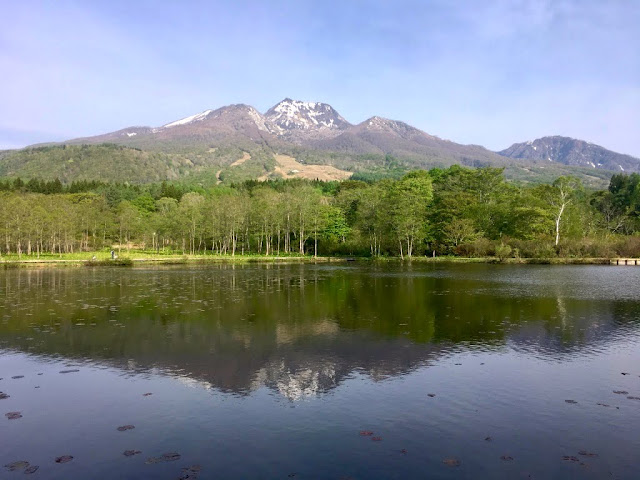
[2,264,640,479]
[1,264,640,401]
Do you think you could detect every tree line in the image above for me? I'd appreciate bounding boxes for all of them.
[1,166,639,259]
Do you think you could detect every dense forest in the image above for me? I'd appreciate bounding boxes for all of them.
[1,166,639,259]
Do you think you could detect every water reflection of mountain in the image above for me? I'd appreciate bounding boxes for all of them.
[1,265,639,400]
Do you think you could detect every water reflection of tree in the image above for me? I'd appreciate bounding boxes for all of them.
[1,265,639,398]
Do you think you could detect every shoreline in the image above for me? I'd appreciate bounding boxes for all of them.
[0,254,633,268]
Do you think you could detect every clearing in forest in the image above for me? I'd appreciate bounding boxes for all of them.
[230,151,251,167]
[262,154,351,181]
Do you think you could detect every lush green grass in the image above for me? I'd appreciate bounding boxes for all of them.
[84,258,133,266]
[0,249,622,268]
[369,255,614,265]
[0,249,330,266]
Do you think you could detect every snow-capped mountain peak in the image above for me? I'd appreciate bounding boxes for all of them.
[265,98,350,132]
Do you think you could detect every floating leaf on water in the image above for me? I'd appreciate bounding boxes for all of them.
[5,411,22,420]
[427,394,436,398]
[5,461,30,471]
[627,396,640,400]
[24,465,39,474]
[485,436,493,442]
[578,450,598,457]
[55,455,73,464]
[182,465,202,474]
[359,431,374,436]
[11,376,24,379]
[162,452,181,461]
[59,369,80,374]
[613,391,628,395]
[596,403,610,407]
[562,456,579,462]
[0,393,10,400]
[500,455,514,461]
[123,450,142,457]
[443,458,461,467]
[143,393,153,396]
[117,425,135,431]
[565,400,578,404]
[621,372,630,375]
[145,452,181,464]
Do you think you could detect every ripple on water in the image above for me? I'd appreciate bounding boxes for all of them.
[1,264,640,479]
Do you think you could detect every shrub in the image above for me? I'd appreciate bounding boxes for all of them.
[85,258,133,267]
[495,243,512,261]
[457,237,494,257]
[615,236,640,257]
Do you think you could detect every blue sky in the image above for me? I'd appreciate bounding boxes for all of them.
[2,0,639,156]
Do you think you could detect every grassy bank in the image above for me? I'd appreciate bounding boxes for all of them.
[0,250,628,268]
[0,251,335,268]
[390,256,614,265]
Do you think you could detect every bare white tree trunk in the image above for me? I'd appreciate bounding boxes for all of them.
[555,202,566,246]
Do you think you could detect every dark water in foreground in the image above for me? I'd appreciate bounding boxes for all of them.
[1,263,640,479]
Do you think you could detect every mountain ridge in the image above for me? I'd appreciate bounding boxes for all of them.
[499,136,640,173]
[4,99,638,186]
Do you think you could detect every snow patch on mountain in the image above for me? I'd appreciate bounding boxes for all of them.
[164,109,213,128]
[247,107,269,132]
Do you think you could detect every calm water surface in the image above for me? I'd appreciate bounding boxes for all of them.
[1,263,640,479]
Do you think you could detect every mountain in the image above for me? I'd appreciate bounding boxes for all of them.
[311,116,507,167]
[499,136,640,173]
[65,104,279,151]
[2,100,634,186]
[264,98,351,141]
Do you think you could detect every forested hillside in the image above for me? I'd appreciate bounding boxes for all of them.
[1,167,639,259]
[0,141,618,189]
[0,144,178,183]
[0,143,283,185]
[8,99,634,187]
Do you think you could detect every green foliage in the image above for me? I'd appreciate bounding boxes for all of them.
[0,167,639,260]
[495,243,513,261]
[0,144,179,183]
[85,258,133,266]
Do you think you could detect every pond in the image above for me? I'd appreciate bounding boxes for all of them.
[1,263,640,479]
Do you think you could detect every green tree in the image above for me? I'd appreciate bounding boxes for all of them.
[547,176,583,246]
[391,171,433,258]
[178,193,205,254]
[115,200,141,253]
